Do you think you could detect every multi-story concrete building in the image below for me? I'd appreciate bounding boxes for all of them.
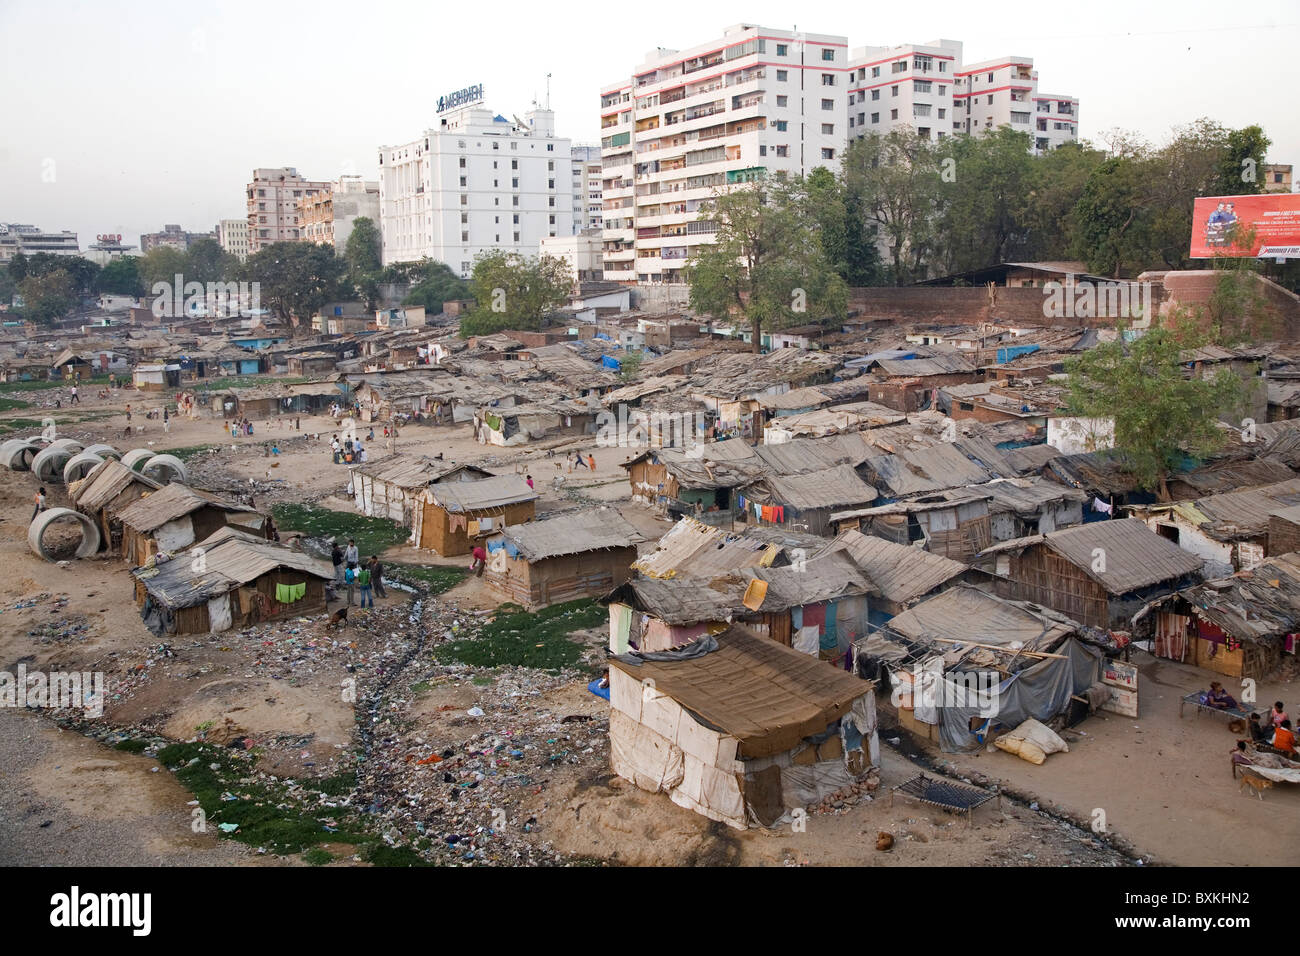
[83,234,138,266]
[847,39,963,143]
[956,56,1078,154]
[298,176,381,252]
[246,167,331,254]
[218,218,250,262]
[847,41,1078,154]
[139,224,217,253]
[0,223,79,261]
[378,98,574,275]
[599,23,850,284]
[540,230,604,283]
[571,145,603,234]
[1264,164,1294,193]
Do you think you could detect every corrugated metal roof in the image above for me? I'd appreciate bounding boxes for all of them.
[425,473,538,513]
[500,510,643,562]
[70,458,162,512]
[755,463,878,511]
[116,482,262,532]
[632,516,773,579]
[826,530,968,605]
[351,454,489,489]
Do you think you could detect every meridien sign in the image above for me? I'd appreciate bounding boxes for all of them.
[437,83,485,113]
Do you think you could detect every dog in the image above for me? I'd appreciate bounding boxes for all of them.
[329,606,349,629]
[1239,771,1273,800]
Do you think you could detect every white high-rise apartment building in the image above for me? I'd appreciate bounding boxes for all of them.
[218,218,250,262]
[378,98,573,275]
[599,23,850,284]
[956,57,1079,154]
[848,44,1079,154]
[571,145,603,233]
[246,167,331,254]
[847,40,962,143]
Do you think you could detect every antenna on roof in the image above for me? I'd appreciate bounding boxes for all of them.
[546,73,552,110]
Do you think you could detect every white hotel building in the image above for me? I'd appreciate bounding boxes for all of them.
[599,23,850,284]
[378,97,574,275]
[571,144,604,234]
[956,57,1079,154]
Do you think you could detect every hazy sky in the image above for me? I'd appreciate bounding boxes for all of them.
[1,0,1295,249]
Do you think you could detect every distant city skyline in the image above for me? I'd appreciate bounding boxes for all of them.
[1,0,1295,252]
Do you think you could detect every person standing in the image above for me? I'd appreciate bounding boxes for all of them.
[470,544,487,576]
[368,555,386,599]
[32,486,48,521]
[344,563,358,606]
[587,453,596,472]
[163,407,170,433]
[358,563,373,608]
[331,542,344,589]
[125,404,132,423]
[69,385,78,405]
[525,474,534,490]
[344,538,359,567]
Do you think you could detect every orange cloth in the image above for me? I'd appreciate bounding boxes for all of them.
[1274,727,1296,753]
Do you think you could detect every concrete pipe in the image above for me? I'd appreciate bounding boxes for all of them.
[141,453,186,484]
[0,439,41,471]
[63,452,104,484]
[28,507,102,560]
[82,443,118,459]
[50,438,84,454]
[120,448,156,473]
[31,445,74,483]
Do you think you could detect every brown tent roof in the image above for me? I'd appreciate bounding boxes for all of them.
[609,625,872,758]
[70,458,162,512]
[826,530,969,605]
[116,482,263,532]
[500,510,643,561]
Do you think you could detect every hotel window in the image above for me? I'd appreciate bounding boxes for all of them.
[939,61,947,72]
[460,195,468,205]
[777,95,788,106]
[987,72,993,82]
[512,196,518,206]
[871,112,879,123]
[547,144,554,150]
[512,159,518,169]
[914,80,931,92]
[891,85,898,97]
[459,157,466,168]
[821,48,834,61]
[549,197,555,206]
[821,98,834,110]
[461,231,469,242]
[549,215,556,225]
[776,43,788,55]
[871,66,880,77]
[513,214,520,224]
[858,112,865,124]
[514,232,520,242]
[939,85,946,95]
[774,120,788,131]
[459,176,467,187]
[821,74,835,86]
[492,142,499,149]
[776,145,789,157]
[512,178,519,187]
[511,142,518,150]
[759,145,767,156]
[938,108,946,118]
[548,160,554,170]
[890,109,898,120]
[777,69,788,81]
[821,148,834,159]
[461,212,468,223]
[892,60,907,73]
[461,261,470,272]
[871,89,880,101]
[821,123,834,134]
[549,179,555,188]
[987,95,993,105]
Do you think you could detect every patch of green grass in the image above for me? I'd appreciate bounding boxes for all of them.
[0,397,31,411]
[198,375,313,392]
[113,738,148,753]
[0,376,109,393]
[157,742,371,855]
[471,676,494,687]
[361,844,431,867]
[387,563,468,594]
[272,503,409,557]
[315,770,356,797]
[410,681,431,695]
[434,599,605,671]
[303,848,334,866]
[163,443,220,461]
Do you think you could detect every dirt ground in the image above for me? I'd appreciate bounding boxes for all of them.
[0,384,1284,867]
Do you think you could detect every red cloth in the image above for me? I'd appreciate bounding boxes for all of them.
[802,602,826,628]
[472,546,486,562]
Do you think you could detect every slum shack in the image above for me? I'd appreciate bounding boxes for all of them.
[854,585,1107,752]
[1136,552,1300,679]
[824,529,973,628]
[115,482,270,565]
[350,454,492,524]
[410,473,538,556]
[69,458,163,555]
[131,527,333,636]
[741,463,879,537]
[482,509,644,608]
[831,489,993,561]
[621,442,761,522]
[978,517,1204,629]
[608,625,878,829]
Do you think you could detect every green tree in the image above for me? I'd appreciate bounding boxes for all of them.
[17,269,76,325]
[0,264,16,307]
[345,217,384,309]
[842,129,942,285]
[403,259,468,314]
[1071,155,1153,278]
[1219,124,1271,195]
[242,242,347,323]
[934,126,1036,274]
[801,166,880,286]
[459,251,570,337]
[686,175,847,353]
[618,349,643,381]
[22,253,98,296]
[8,252,29,282]
[185,238,240,284]
[1065,319,1249,497]
[137,246,190,292]
[95,257,144,296]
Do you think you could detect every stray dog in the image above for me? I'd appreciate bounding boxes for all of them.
[1240,772,1273,800]
[329,606,349,629]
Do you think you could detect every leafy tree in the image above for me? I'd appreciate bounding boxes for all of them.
[801,166,880,286]
[242,242,347,323]
[618,349,643,381]
[1071,156,1153,278]
[842,129,941,285]
[1020,141,1108,262]
[1219,124,1271,196]
[21,253,98,296]
[185,238,240,284]
[137,246,190,292]
[95,256,144,296]
[17,269,76,325]
[1065,319,1249,497]
[8,252,29,282]
[403,259,468,314]
[345,217,384,309]
[459,251,570,337]
[0,264,16,306]
[934,127,1036,274]
[686,175,847,353]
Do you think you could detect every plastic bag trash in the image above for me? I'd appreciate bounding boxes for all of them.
[467,707,485,717]
[218,822,240,833]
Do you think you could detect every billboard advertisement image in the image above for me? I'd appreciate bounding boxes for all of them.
[1190,192,1300,258]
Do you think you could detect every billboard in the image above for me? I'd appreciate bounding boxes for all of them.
[1190,192,1300,259]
